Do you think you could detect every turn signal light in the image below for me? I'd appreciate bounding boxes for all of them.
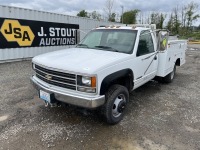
[91,77,96,87]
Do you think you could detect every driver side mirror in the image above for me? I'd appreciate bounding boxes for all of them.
[158,31,169,51]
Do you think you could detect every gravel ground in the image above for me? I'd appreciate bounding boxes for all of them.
[0,44,200,150]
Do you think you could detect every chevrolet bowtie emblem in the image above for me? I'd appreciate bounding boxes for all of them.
[45,74,52,80]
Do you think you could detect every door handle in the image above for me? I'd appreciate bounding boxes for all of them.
[154,56,157,60]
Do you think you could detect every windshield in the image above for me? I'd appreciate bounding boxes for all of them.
[77,29,137,54]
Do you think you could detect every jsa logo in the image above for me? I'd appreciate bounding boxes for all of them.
[0,19,35,46]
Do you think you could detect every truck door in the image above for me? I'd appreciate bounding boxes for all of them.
[134,30,158,88]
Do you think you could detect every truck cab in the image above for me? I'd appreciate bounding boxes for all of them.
[31,25,187,124]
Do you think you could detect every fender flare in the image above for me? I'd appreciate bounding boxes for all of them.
[100,69,134,95]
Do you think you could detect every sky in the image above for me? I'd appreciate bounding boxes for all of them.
[0,0,200,26]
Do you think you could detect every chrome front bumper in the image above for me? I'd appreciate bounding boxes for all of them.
[30,76,105,108]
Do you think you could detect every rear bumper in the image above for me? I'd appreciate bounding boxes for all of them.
[30,76,105,108]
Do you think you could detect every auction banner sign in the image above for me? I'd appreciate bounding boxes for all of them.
[0,17,79,49]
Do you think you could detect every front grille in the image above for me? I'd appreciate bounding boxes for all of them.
[35,64,76,90]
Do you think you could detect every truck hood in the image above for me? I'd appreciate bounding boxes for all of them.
[32,48,129,74]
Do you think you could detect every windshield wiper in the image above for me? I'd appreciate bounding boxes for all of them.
[94,46,119,52]
[76,44,89,48]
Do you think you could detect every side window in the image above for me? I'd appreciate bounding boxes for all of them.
[136,31,155,57]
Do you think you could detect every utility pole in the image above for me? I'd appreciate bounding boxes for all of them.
[121,5,124,24]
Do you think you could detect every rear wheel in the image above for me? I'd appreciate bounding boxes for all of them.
[163,65,176,83]
[101,85,129,125]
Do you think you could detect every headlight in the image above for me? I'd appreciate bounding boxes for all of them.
[77,75,96,93]
[82,76,92,86]
[77,75,96,87]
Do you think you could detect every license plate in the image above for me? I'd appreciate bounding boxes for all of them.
[40,90,51,103]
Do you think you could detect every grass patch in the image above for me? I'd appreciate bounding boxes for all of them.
[179,32,200,40]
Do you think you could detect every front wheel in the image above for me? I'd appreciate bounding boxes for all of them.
[101,85,129,125]
[163,65,176,83]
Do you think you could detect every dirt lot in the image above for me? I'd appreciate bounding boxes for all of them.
[0,44,200,150]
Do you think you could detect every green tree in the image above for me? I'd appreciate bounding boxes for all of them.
[150,12,159,25]
[172,6,181,34]
[150,12,166,29]
[186,2,200,29]
[90,11,101,20]
[181,5,187,28]
[77,10,88,17]
[166,13,174,33]
[109,13,116,22]
[121,10,139,24]
[198,24,200,30]
[104,0,115,21]
[166,6,181,35]
[159,13,165,29]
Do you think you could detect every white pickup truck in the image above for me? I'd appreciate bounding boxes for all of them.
[31,25,187,124]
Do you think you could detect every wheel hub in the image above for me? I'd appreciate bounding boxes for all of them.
[112,94,126,118]
[117,101,126,113]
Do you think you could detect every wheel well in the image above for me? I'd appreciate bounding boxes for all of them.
[175,58,180,66]
[100,69,134,95]
[113,76,133,91]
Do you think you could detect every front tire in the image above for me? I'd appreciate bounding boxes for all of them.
[101,85,129,125]
[163,65,176,83]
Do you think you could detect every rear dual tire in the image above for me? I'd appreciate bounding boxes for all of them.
[163,65,176,83]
